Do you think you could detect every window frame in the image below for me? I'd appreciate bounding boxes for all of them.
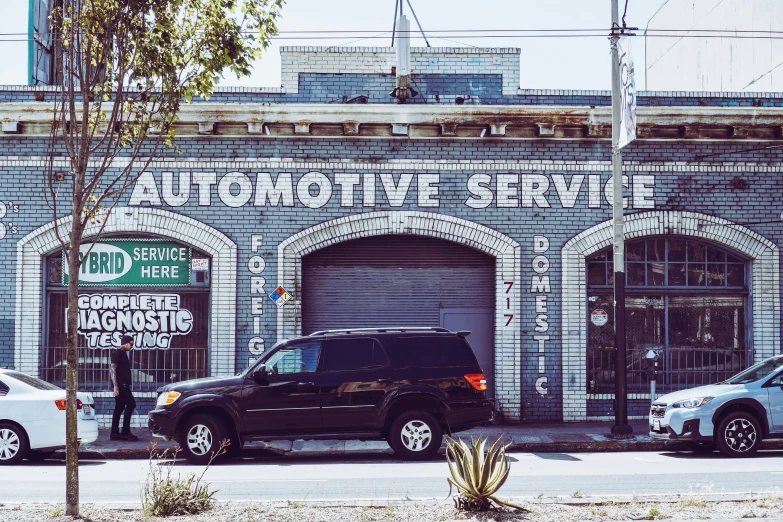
[586,238,748,292]
[586,237,751,395]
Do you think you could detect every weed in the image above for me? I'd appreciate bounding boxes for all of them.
[141,439,228,517]
[571,490,590,499]
[677,497,707,509]
[50,507,62,517]
[647,507,661,519]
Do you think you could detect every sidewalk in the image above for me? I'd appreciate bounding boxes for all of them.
[61,420,783,460]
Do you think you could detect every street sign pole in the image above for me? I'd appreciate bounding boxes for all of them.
[610,0,632,435]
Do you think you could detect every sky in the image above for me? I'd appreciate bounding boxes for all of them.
[0,0,668,89]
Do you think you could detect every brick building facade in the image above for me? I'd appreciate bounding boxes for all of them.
[0,47,781,427]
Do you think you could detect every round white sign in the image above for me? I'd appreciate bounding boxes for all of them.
[591,309,609,327]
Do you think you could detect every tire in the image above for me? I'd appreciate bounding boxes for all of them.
[26,450,56,461]
[716,411,762,458]
[0,422,29,465]
[388,410,443,461]
[178,414,227,465]
[688,441,715,454]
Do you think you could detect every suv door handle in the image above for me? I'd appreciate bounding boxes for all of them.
[376,378,393,383]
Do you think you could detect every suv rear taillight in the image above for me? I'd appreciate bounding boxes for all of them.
[464,373,487,391]
[55,399,83,410]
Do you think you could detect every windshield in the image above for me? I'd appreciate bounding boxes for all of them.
[4,371,62,391]
[725,356,783,385]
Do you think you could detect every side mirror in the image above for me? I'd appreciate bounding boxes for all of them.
[252,364,267,379]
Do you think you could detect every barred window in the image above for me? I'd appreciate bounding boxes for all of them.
[586,238,749,395]
[41,240,211,393]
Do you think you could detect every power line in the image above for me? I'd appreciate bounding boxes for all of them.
[5,28,783,35]
[8,33,783,43]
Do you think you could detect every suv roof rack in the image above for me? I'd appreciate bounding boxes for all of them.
[309,327,450,337]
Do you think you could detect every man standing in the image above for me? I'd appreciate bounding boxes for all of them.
[110,334,138,441]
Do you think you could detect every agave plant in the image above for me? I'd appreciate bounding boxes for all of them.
[445,435,523,512]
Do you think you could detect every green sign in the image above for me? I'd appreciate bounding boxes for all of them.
[63,239,191,287]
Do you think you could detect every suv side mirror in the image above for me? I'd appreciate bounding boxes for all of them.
[252,364,267,380]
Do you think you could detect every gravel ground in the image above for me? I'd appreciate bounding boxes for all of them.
[2,496,783,522]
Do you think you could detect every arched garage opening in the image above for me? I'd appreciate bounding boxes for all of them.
[277,211,521,421]
[302,235,496,394]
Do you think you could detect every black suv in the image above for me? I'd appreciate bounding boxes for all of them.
[148,327,493,463]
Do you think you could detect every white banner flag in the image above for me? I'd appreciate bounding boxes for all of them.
[618,36,637,149]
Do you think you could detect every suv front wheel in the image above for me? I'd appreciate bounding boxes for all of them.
[179,414,226,465]
[388,410,443,461]
[716,411,761,458]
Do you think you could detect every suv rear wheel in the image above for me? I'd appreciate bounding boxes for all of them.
[179,414,226,465]
[716,411,762,458]
[388,410,442,461]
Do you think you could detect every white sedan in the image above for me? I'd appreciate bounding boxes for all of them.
[0,368,99,464]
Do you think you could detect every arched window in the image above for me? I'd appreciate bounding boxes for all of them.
[586,238,749,394]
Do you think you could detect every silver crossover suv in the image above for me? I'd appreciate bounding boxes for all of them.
[650,355,783,457]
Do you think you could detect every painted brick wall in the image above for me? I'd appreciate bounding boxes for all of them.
[280,47,521,96]
[1,135,782,423]
[4,82,783,107]
[1,80,782,423]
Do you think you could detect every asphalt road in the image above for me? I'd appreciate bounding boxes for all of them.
[2,450,783,505]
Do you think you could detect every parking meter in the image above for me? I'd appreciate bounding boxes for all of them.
[645,350,659,408]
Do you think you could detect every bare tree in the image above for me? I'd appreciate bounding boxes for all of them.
[43,0,282,515]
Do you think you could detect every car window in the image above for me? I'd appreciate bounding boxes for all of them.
[767,372,783,387]
[322,338,388,372]
[240,341,288,376]
[0,378,8,397]
[395,335,478,368]
[3,371,62,391]
[726,356,783,385]
[264,342,321,375]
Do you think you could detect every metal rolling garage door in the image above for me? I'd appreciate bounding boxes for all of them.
[302,235,496,394]
[302,235,495,331]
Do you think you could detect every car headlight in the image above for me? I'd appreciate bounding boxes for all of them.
[671,397,714,409]
[156,391,181,407]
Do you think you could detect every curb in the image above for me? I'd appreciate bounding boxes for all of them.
[61,437,783,460]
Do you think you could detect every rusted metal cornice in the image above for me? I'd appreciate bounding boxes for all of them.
[1,102,781,139]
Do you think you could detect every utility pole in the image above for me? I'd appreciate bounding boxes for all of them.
[610,0,632,435]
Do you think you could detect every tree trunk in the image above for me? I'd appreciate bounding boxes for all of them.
[65,211,83,516]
